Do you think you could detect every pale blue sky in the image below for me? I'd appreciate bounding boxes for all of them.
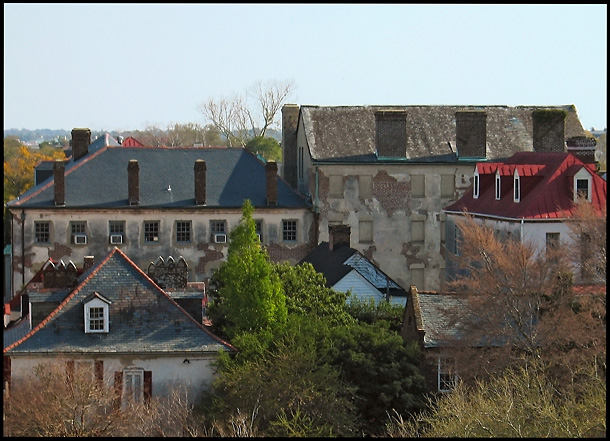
[4,3,607,132]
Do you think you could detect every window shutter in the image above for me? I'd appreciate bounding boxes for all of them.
[94,360,103,386]
[144,370,152,404]
[66,360,75,383]
[113,371,123,410]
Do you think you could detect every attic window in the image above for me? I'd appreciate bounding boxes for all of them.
[513,170,520,202]
[495,171,501,200]
[573,169,591,202]
[473,170,480,199]
[84,293,111,333]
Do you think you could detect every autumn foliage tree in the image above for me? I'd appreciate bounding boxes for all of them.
[442,213,606,384]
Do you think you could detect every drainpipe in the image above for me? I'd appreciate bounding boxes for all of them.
[314,165,319,214]
[20,210,26,288]
[520,218,524,243]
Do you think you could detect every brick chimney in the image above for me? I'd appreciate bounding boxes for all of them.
[266,160,278,206]
[71,128,91,161]
[281,104,299,188]
[455,111,487,159]
[566,136,597,164]
[329,224,351,251]
[83,256,95,271]
[53,160,65,206]
[128,160,139,206]
[375,110,407,158]
[532,109,566,153]
[194,160,206,206]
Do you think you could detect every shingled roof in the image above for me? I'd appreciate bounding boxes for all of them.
[4,247,236,355]
[444,152,607,219]
[300,105,586,162]
[7,146,309,209]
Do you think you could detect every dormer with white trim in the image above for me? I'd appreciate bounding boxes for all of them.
[473,169,480,199]
[83,292,112,333]
[495,169,501,200]
[513,169,520,202]
[573,167,592,202]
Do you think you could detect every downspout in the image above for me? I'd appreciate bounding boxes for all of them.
[20,210,26,288]
[520,217,524,243]
[314,165,319,214]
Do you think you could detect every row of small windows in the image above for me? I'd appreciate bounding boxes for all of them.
[33,219,300,245]
[327,174,456,199]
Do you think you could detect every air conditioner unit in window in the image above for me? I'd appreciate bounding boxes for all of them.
[110,234,123,244]
[73,234,87,245]
[213,233,227,243]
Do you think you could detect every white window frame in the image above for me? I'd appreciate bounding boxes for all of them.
[84,297,110,333]
[122,368,144,407]
[513,169,520,202]
[573,169,592,202]
[438,355,458,392]
[473,170,480,199]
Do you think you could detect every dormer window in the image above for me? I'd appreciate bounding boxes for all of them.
[573,168,592,202]
[473,170,480,199]
[495,170,501,200]
[84,292,111,333]
[513,169,520,202]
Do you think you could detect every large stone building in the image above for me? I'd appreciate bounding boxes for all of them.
[281,105,589,291]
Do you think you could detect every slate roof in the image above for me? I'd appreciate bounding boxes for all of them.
[7,146,309,209]
[444,152,607,219]
[300,105,586,162]
[298,242,405,296]
[4,247,236,355]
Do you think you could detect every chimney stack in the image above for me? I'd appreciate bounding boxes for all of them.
[329,224,351,252]
[194,160,207,206]
[281,104,299,187]
[375,110,407,158]
[566,136,597,164]
[128,160,140,206]
[71,128,91,161]
[266,161,278,206]
[53,160,65,206]
[532,109,566,153]
[455,111,487,159]
[83,256,95,271]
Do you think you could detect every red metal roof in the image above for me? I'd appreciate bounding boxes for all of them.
[445,152,607,219]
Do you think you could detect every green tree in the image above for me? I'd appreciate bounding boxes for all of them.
[211,199,287,340]
[245,136,282,162]
[386,359,606,438]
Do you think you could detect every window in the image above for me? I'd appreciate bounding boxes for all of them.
[176,221,191,243]
[329,175,343,198]
[122,368,144,406]
[84,295,110,333]
[255,220,263,242]
[109,221,125,244]
[546,232,560,263]
[576,178,590,200]
[211,220,227,243]
[35,221,51,244]
[144,221,160,243]
[359,175,373,198]
[441,174,455,198]
[411,220,425,243]
[495,171,501,200]
[410,265,424,290]
[438,356,458,392]
[440,220,446,243]
[71,221,87,244]
[282,220,297,242]
[359,220,373,243]
[513,170,520,202]
[411,174,425,198]
[473,170,480,199]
